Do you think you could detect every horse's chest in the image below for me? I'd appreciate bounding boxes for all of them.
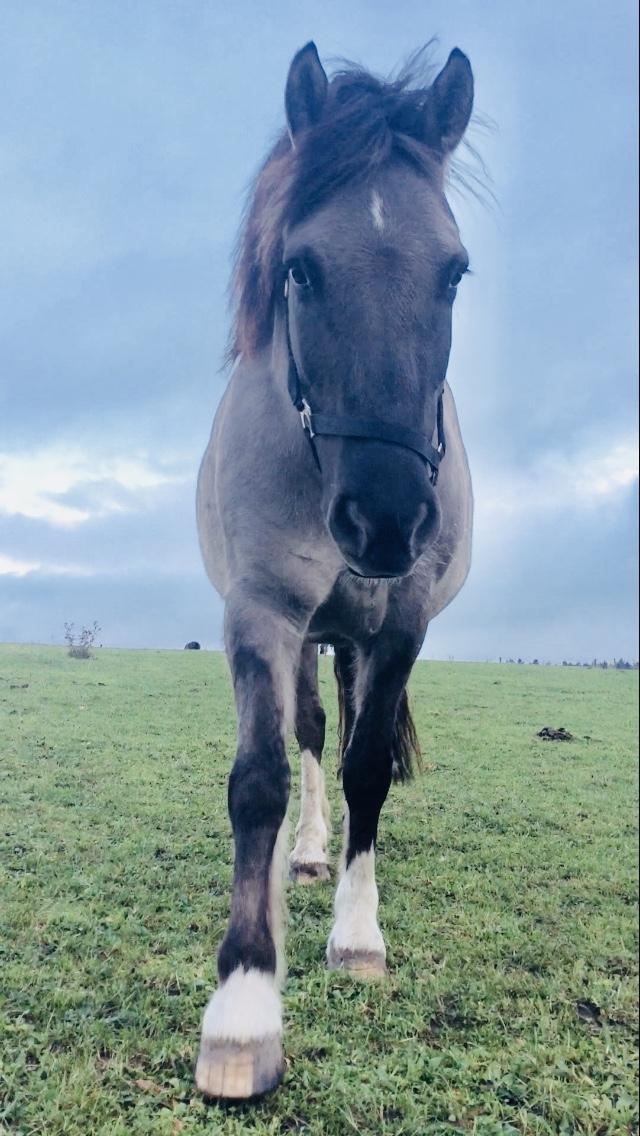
[308,575,389,645]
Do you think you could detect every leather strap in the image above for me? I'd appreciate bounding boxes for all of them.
[284,292,445,484]
[308,412,443,472]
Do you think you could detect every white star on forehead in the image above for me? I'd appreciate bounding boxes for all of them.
[370,189,384,232]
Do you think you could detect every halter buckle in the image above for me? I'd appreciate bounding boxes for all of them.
[299,398,314,437]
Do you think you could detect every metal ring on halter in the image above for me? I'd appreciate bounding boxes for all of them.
[299,399,314,437]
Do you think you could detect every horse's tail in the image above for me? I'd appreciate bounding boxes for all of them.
[333,650,421,783]
[333,649,350,775]
[390,686,422,783]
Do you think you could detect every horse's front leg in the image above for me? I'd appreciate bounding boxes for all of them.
[195,592,303,1100]
[327,634,420,980]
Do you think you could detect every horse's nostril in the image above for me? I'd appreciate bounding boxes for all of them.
[414,502,430,537]
[329,496,371,559]
[329,492,440,574]
[411,500,438,553]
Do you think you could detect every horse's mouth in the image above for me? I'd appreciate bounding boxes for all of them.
[345,564,411,583]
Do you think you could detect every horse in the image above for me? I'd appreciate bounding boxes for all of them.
[195,41,476,1099]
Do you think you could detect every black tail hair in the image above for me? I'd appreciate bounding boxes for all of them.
[390,686,422,782]
[333,651,421,783]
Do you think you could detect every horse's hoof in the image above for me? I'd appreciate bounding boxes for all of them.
[195,1035,284,1100]
[289,860,331,884]
[326,944,387,980]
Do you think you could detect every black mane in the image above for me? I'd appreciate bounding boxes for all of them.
[231,53,449,360]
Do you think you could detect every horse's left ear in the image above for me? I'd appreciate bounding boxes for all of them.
[285,42,328,143]
[423,48,474,156]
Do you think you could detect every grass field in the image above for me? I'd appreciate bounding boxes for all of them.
[1,645,638,1135]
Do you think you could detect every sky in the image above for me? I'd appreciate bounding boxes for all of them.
[0,1,638,662]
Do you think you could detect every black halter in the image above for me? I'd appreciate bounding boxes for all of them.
[284,282,446,485]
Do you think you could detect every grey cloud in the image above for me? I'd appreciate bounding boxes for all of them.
[0,571,223,652]
[2,482,636,662]
[1,248,229,447]
[428,484,638,662]
[0,482,202,578]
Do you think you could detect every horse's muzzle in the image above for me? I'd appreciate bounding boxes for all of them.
[328,493,440,578]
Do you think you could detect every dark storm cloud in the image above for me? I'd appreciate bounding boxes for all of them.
[2,474,636,661]
[428,481,638,662]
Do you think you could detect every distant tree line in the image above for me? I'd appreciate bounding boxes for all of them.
[496,656,638,669]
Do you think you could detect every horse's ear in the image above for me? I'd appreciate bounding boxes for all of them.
[423,48,474,155]
[285,42,328,143]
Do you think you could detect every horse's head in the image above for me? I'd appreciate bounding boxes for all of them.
[280,44,473,579]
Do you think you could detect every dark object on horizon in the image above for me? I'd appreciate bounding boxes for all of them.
[184,641,201,650]
[537,726,574,741]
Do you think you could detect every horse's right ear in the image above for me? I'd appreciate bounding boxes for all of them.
[285,42,328,143]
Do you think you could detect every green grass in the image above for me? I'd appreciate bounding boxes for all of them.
[0,645,637,1136]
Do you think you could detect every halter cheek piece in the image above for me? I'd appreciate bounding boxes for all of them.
[284,279,446,485]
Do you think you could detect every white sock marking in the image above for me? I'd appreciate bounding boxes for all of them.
[370,189,384,233]
[290,750,330,867]
[200,814,288,1046]
[328,844,386,956]
[200,967,282,1044]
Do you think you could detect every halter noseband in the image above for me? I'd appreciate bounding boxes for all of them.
[284,280,446,485]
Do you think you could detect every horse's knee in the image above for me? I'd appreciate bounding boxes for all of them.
[228,748,290,833]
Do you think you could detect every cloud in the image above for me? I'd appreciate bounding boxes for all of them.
[0,553,42,577]
[0,0,636,664]
[0,474,202,588]
[474,437,638,532]
[0,444,191,528]
[0,570,222,651]
[0,553,95,579]
[427,463,638,663]
[1,430,636,661]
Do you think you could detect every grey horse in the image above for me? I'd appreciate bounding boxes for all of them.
[195,42,475,1099]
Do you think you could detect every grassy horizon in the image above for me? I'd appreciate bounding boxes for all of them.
[2,642,636,668]
[1,645,637,1134]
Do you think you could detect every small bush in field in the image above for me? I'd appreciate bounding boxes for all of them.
[64,621,101,659]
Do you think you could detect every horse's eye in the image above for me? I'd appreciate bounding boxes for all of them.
[289,263,310,289]
[445,260,469,297]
